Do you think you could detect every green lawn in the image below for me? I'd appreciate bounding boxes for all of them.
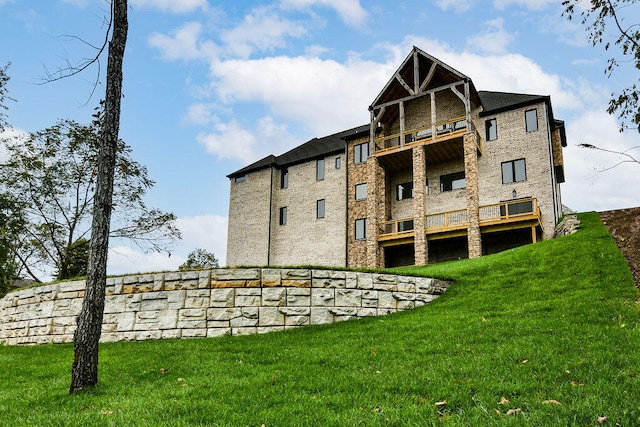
[1,212,638,426]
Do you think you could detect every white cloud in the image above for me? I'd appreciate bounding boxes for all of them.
[434,0,475,13]
[175,215,228,265]
[279,0,368,27]
[196,116,298,164]
[131,0,208,14]
[401,36,582,111]
[107,215,229,276]
[563,109,640,212]
[493,0,558,10]
[209,54,392,135]
[466,17,514,55]
[221,6,307,59]
[148,22,218,61]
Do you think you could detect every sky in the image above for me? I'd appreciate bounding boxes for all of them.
[1,0,639,278]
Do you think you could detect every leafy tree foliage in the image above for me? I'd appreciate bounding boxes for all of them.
[179,248,219,271]
[563,0,640,131]
[0,118,181,282]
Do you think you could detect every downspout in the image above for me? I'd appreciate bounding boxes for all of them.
[267,166,274,266]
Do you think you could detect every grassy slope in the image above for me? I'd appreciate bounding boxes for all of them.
[1,212,639,426]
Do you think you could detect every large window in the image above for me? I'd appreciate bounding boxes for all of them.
[485,118,497,141]
[316,199,325,219]
[281,168,288,189]
[355,183,367,200]
[396,182,414,200]
[440,172,466,192]
[502,159,527,184]
[355,218,367,240]
[525,109,538,132]
[316,159,325,181]
[279,207,287,225]
[354,142,369,164]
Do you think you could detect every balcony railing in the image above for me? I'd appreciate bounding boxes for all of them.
[374,117,468,154]
[378,198,540,240]
[379,218,415,239]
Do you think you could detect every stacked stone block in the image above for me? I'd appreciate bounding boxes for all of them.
[0,269,449,345]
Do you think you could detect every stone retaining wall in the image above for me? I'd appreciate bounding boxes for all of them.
[0,268,449,345]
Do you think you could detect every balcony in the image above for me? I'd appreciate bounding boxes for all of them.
[373,117,481,170]
[378,198,542,243]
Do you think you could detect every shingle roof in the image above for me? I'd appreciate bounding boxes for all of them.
[227,125,369,178]
[478,91,550,116]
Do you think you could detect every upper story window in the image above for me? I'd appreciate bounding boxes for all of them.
[316,199,325,219]
[279,207,287,225]
[355,218,367,240]
[486,118,497,141]
[396,182,414,200]
[335,156,341,169]
[502,159,527,184]
[355,183,367,201]
[354,142,369,164]
[440,172,466,192]
[234,175,246,183]
[281,168,288,189]
[316,159,325,181]
[525,109,538,132]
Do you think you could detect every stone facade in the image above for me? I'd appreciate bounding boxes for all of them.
[0,269,449,345]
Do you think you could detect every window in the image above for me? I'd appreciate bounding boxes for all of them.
[486,118,497,141]
[281,168,288,189]
[396,182,414,200]
[279,207,287,225]
[440,172,466,192]
[355,218,367,240]
[316,159,325,181]
[502,159,527,184]
[335,157,341,169]
[316,199,325,219]
[354,142,369,164]
[525,109,538,132]
[355,183,367,201]
[234,175,246,183]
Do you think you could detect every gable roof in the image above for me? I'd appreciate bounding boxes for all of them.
[227,125,369,178]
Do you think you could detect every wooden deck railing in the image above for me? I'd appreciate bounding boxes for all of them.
[378,198,540,240]
[374,116,469,154]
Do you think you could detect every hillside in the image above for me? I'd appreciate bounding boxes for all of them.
[0,212,638,426]
[600,207,640,289]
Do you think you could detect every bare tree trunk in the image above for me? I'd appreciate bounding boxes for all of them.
[70,0,128,393]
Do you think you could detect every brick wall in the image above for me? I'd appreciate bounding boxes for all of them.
[227,168,273,266]
[270,153,346,266]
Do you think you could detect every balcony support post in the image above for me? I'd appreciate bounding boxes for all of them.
[366,156,385,268]
[413,145,428,265]
[464,132,482,258]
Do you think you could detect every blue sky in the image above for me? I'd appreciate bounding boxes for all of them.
[1,0,639,277]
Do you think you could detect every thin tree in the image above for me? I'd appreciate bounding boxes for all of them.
[70,0,128,393]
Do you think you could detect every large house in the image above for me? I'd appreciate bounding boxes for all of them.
[226,47,567,269]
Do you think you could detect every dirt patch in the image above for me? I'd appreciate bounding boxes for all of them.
[599,207,640,290]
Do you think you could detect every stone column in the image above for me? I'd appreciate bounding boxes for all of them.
[464,133,482,258]
[366,157,384,268]
[412,145,428,265]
